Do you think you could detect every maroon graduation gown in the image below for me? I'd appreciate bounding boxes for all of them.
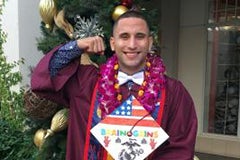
[31,47,197,160]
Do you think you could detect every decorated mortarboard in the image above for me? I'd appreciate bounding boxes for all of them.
[91,95,169,160]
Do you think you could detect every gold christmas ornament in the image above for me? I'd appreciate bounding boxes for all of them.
[34,129,47,149]
[54,10,74,39]
[44,108,69,138]
[39,0,57,29]
[112,5,128,21]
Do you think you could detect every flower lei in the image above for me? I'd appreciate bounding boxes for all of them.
[98,53,166,117]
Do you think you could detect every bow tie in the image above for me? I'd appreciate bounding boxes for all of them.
[117,71,144,85]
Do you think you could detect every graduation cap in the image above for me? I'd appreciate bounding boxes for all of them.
[91,95,169,160]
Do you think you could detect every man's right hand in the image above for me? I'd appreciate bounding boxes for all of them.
[76,36,105,55]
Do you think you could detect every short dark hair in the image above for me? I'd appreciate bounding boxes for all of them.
[112,10,150,35]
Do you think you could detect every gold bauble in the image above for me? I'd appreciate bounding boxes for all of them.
[39,0,57,29]
[112,5,128,21]
[45,108,69,138]
[54,10,74,39]
[34,129,47,149]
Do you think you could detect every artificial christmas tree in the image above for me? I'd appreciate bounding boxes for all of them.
[37,0,160,57]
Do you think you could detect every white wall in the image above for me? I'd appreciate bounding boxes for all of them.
[160,0,180,78]
[2,0,43,87]
[2,0,20,64]
[18,1,43,87]
[178,0,208,153]
[178,0,207,134]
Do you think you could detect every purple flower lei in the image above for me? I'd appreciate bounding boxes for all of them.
[98,53,166,117]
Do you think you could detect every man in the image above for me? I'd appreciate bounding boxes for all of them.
[31,11,197,160]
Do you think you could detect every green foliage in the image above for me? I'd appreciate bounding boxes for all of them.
[37,22,70,54]
[0,120,38,160]
[0,0,24,129]
[0,1,38,159]
[0,56,24,127]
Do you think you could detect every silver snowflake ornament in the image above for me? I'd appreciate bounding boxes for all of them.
[73,15,104,39]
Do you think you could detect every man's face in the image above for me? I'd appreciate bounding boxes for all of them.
[110,17,153,75]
